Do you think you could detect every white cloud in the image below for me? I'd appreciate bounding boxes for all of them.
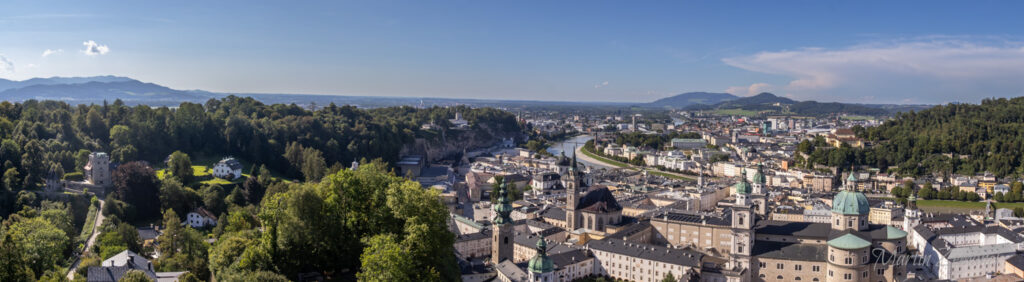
[82,40,110,56]
[0,55,13,73]
[725,83,773,96]
[722,39,1024,103]
[42,49,63,57]
[594,81,609,88]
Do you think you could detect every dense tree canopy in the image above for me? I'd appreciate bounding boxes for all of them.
[803,98,1024,177]
[0,98,521,279]
[111,162,161,222]
[207,161,459,281]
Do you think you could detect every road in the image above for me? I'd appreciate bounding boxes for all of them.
[67,199,105,280]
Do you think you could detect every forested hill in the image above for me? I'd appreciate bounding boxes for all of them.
[799,97,1024,177]
[684,92,891,117]
[0,96,521,197]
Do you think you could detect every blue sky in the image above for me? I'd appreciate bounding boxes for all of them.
[1,1,1023,104]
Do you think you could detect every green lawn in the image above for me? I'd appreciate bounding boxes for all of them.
[156,165,212,180]
[713,108,761,117]
[76,201,99,244]
[841,115,874,121]
[916,200,1024,213]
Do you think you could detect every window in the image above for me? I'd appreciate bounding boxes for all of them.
[877,269,884,275]
[777,275,783,280]
[759,274,765,278]
[862,255,868,263]
[812,266,820,272]
[777,263,784,269]
[759,262,766,268]
[504,236,508,244]
[829,270,833,277]
[845,258,852,264]
[847,219,853,227]
[862,271,868,278]
[844,273,851,280]
[795,265,802,271]
[795,277,801,281]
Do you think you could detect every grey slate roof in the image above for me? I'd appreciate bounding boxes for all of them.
[587,238,702,267]
[548,249,591,271]
[754,221,831,238]
[136,227,160,241]
[575,187,622,212]
[539,207,566,221]
[655,211,731,226]
[1006,254,1024,270]
[751,241,827,262]
[87,266,157,282]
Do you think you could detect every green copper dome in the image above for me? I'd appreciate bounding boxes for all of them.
[846,172,857,182]
[884,225,908,240]
[492,180,513,225]
[734,170,752,195]
[527,236,554,273]
[828,233,871,250]
[752,163,766,184]
[832,190,870,215]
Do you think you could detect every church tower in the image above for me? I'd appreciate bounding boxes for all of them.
[750,163,768,215]
[730,169,754,278]
[751,163,766,194]
[903,193,920,233]
[491,178,514,264]
[527,234,555,282]
[565,150,581,230]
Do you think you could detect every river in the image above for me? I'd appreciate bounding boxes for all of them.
[546,135,615,169]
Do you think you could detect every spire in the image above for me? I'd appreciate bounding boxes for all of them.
[571,146,578,171]
[492,178,513,225]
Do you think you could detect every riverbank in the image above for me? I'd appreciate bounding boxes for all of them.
[577,145,696,181]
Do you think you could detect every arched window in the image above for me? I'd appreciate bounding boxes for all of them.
[813,279,819,282]
[504,236,509,244]
[795,277,801,280]
[777,275,783,280]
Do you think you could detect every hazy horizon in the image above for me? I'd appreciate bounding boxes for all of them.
[2,1,1024,104]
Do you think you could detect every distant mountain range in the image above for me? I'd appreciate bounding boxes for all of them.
[0,76,932,115]
[645,92,738,108]
[646,92,930,116]
[0,76,636,108]
[0,78,217,105]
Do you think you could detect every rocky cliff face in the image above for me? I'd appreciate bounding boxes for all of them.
[401,123,523,163]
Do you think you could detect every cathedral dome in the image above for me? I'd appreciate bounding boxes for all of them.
[831,190,870,215]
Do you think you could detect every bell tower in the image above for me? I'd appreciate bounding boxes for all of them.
[730,169,754,280]
[565,149,581,230]
[491,178,514,264]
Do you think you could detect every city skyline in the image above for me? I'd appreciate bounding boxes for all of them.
[2,1,1024,104]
